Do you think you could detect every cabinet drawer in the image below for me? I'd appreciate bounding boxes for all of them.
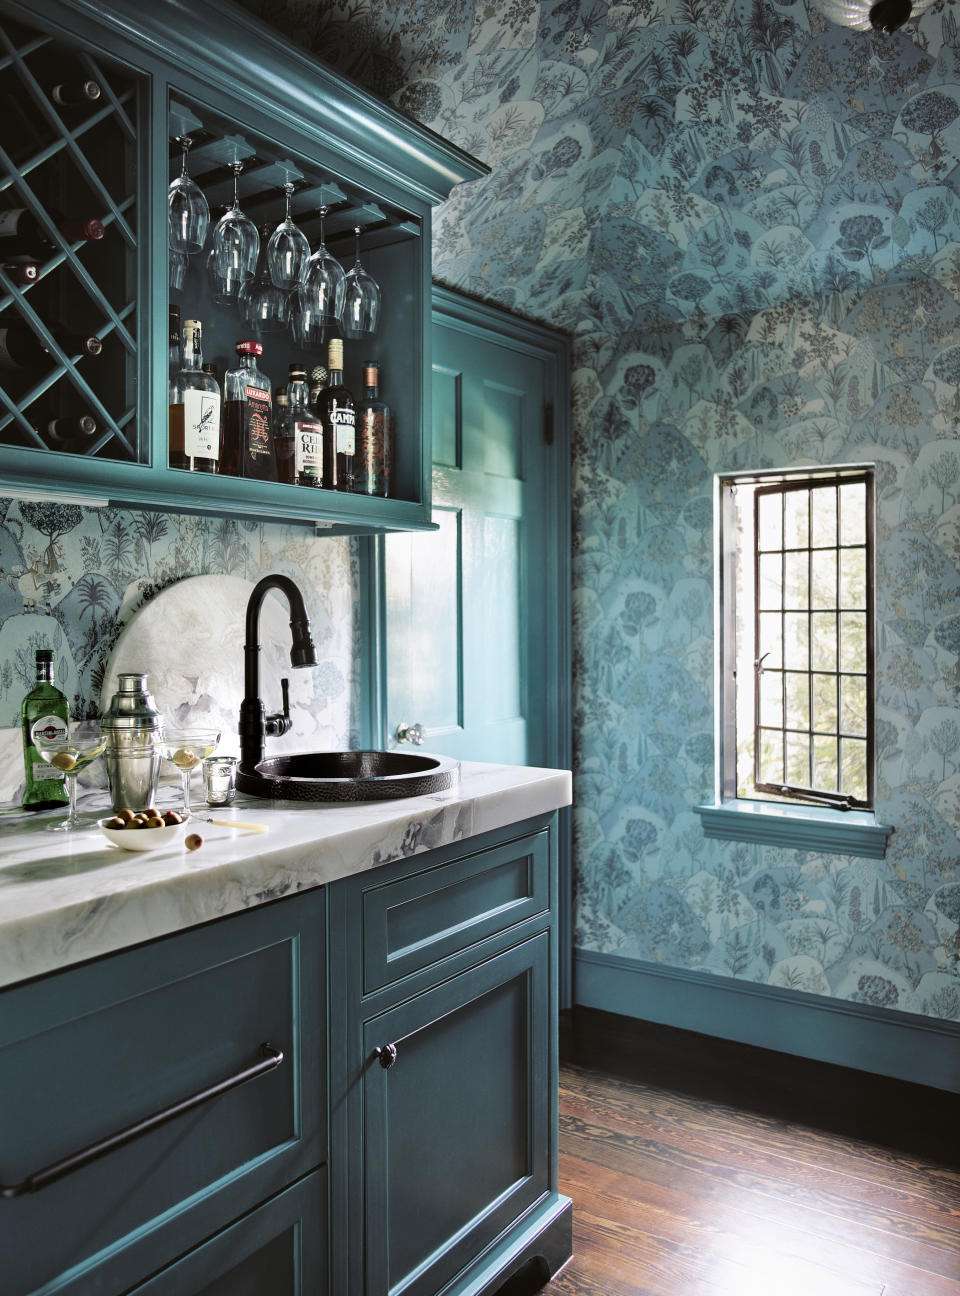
[130,1170,326,1295]
[0,891,325,1296]
[362,829,550,992]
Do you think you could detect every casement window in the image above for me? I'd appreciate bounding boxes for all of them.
[700,465,888,857]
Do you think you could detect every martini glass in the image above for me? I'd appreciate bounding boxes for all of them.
[268,182,310,290]
[36,721,107,832]
[342,226,381,340]
[160,729,221,815]
[168,136,209,255]
[298,205,345,336]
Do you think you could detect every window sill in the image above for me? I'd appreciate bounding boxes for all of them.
[694,799,892,859]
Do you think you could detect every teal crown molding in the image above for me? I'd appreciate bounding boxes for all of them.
[30,0,488,204]
[695,800,893,859]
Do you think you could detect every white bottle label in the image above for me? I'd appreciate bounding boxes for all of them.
[30,714,68,778]
[294,419,322,475]
[183,389,220,460]
[334,408,355,456]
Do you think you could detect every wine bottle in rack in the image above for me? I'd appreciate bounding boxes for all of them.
[50,78,102,107]
[0,322,102,370]
[2,261,38,285]
[0,207,104,256]
[43,413,99,449]
[169,318,220,473]
[315,338,355,492]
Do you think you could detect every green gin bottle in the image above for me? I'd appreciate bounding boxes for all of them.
[21,649,70,810]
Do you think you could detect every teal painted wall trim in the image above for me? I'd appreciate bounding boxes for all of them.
[574,949,960,1095]
[695,801,894,859]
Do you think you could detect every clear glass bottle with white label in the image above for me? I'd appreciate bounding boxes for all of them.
[21,649,70,810]
[169,318,220,472]
[276,364,323,487]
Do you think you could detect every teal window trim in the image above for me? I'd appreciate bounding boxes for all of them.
[694,798,892,859]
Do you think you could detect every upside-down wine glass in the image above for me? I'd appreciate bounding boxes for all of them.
[298,205,345,339]
[267,182,310,290]
[168,136,209,255]
[35,720,107,832]
[240,223,290,332]
[342,226,381,340]
[210,160,259,303]
[159,728,221,815]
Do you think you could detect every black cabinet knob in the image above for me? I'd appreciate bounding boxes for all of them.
[375,1043,398,1069]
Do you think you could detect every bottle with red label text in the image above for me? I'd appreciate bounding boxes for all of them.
[315,337,355,491]
[276,365,322,487]
[169,319,220,472]
[220,340,276,480]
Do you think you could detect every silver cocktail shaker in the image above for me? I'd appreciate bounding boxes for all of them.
[101,673,163,811]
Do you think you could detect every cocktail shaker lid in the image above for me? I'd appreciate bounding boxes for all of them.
[101,672,163,731]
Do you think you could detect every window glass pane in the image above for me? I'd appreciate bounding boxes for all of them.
[840,612,866,671]
[840,675,867,736]
[759,669,783,727]
[784,613,808,668]
[757,491,782,551]
[784,489,809,548]
[840,480,866,545]
[811,549,836,609]
[810,612,837,670]
[758,729,783,785]
[786,732,810,786]
[812,673,838,732]
[839,548,866,609]
[785,671,810,730]
[841,737,868,801]
[784,551,808,609]
[813,735,838,791]
[811,486,837,547]
[759,612,782,669]
[758,553,782,609]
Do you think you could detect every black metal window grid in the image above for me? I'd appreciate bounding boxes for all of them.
[752,472,875,810]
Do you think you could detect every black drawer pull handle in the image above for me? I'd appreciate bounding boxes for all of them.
[0,1042,283,1199]
[375,1043,398,1069]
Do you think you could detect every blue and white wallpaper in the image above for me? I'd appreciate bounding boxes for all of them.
[235,0,960,1022]
[2,0,957,1024]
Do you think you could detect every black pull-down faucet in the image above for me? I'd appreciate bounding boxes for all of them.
[239,574,319,774]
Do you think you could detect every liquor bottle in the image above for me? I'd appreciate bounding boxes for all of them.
[168,303,181,380]
[220,340,277,480]
[273,387,291,482]
[21,649,70,810]
[308,364,327,407]
[277,365,322,487]
[169,319,220,472]
[315,338,355,491]
[51,78,102,107]
[355,361,392,497]
[0,207,104,255]
[0,322,102,371]
[3,261,38,285]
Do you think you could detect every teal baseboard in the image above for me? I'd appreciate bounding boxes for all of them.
[574,948,960,1094]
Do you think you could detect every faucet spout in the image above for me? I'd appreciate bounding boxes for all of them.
[239,574,318,773]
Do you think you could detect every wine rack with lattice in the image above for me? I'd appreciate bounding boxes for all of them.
[0,10,140,460]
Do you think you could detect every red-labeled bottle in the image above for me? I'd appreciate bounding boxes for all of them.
[220,340,277,480]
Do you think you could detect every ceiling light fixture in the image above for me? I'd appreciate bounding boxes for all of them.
[813,0,936,33]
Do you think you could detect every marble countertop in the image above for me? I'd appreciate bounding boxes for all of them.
[0,761,571,990]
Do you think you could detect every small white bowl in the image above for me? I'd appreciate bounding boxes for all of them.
[99,814,190,852]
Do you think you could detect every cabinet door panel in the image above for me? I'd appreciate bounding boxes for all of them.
[362,934,550,1296]
[130,1171,326,1295]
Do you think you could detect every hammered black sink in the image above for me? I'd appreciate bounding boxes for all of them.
[237,750,461,802]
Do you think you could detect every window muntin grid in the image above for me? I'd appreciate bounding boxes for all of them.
[752,474,874,809]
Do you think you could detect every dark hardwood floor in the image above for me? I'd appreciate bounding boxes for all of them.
[532,1011,959,1295]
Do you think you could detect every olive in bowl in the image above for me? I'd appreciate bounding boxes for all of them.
[99,808,191,852]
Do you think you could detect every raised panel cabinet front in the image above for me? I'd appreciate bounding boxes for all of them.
[361,933,550,1296]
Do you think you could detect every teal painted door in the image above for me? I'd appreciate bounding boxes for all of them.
[383,301,557,765]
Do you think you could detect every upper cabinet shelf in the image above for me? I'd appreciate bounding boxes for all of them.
[0,0,486,532]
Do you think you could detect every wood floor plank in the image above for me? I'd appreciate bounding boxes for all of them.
[536,1044,960,1296]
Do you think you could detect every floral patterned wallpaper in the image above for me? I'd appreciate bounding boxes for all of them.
[234,0,960,1023]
